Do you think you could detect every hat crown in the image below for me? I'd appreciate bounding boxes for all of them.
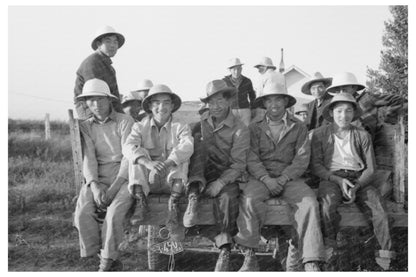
[82,78,111,96]
[294,103,309,113]
[122,91,142,104]
[260,73,288,96]
[228,57,243,68]
[205,80,230,96]
[311,71,325,80]
[329,92,357,105]
[257,56,275,67]
[331,72,360,88]
[135,79,153,91]
[148,84,173,95]
[94,25,117,38]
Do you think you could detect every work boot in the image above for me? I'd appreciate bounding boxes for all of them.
[214,248,231,271]
[238,247,259,271]
[304,261,321,271]
[166,192,181,239]
[285,239,302,271]
[183,185,199,228]
[130,185,148,224]
[98,257,123,272]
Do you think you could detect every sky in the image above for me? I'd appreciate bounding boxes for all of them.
[7,4,394,121]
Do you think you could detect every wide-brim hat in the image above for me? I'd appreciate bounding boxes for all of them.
[200,80,237,103]
[254,78,296,109]
[228,57,244,69]
[121,91,142,105]
[142,84,182,113]
[76,78,118,100]
[254,56,276,70]
[301,72,333,95]
[91,25,125,50]
[132,79,153,92]
[326,72,365,95]
[322,92,362,122]
[294,103,309,114]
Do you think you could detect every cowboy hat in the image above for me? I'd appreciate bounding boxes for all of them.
[228,57,244,69]
[200,80,236,103]
[142,84,182,113]
[76,78,118,100]
[254,57,276,70]
[322,92,362,122]
[326,72,365,95]
[132,79,154,92]
[301,72,333,95]
[91,25,125,50]
[121,91,142,105]
[254,74,296,109]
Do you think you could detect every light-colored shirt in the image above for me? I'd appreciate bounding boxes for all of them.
[329,131,363,171]
[80,110,134,186]
[123,116,194,166]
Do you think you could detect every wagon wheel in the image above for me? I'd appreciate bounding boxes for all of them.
[147,225,168,271]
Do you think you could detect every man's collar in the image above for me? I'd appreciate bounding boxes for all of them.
[90,109,117,124]
[202,108,235,128]
[150,116,172,130]
[96,49,112,64]
[266,111,288,125]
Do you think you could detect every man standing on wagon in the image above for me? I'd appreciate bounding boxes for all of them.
[74,25,125,119]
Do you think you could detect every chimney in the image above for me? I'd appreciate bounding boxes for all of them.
[279,48,285,73]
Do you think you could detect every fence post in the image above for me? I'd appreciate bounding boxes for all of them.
[45,113,51,140]
[68,109,84,195]
[393,114,406,204]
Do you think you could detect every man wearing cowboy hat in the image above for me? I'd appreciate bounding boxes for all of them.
[326,72,406,140]
[222,58,256,126]
[310,93,396,271]
[301,72,333,130]
[187,79,249,271]
[121,91,143,122]
[130,79,154,121]
[73,78,135,271]
[74,25,125,120]
[123,84,194,241]
[233,74,325,271]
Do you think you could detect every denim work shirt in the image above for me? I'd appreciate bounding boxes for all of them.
[123,116,194,166]
[80,110,134,185]
[248,112,310,182]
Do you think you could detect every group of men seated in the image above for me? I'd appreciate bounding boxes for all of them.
[72,26,405,272]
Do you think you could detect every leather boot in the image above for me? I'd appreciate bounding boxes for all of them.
[304,261,321,271]
[130,185,148,224]
[214,248,231,271]
[183,185,199,227]
[166,192,182,240]
[238,247,259,271]
[98,257,123,272]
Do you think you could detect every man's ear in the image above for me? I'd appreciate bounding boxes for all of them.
[329,110,334,118]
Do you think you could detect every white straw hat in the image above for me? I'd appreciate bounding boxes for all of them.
[91,25,125,50]
[142,84,182,113]
[326,72,365,95]
[228,57,244,69]
[254,57,276,70]
[254,73,296,108]
[133,79,154,92]
[76,78,118,100]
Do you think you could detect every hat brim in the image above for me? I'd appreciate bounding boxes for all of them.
[254,93,297,109]
[122,99,142,106]
[142,92,182,114]
[301,78,333,95]
[76,91,118,100]
[91,32,125,50]
[322,100,362,122]
[200,87,237,103]
[228,63,244,69]
[254,64,277,70]
[326,84,366,95]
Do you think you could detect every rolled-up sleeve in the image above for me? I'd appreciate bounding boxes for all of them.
[167,124,194,166]
[219,125,250,184]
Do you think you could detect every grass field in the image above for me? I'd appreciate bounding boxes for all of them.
[8,113,408,271]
